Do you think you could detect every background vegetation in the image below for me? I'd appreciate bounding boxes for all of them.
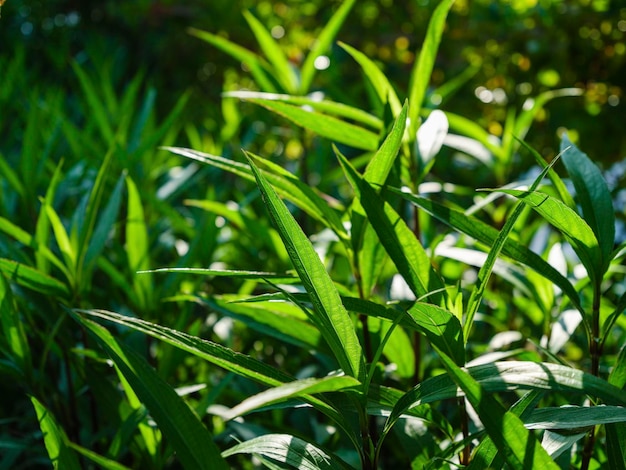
[1,0,625,468]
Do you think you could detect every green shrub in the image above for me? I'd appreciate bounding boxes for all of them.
[1,2,625,469]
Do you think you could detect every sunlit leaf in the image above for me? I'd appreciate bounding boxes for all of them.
[30,396,81,469]
[222,434,352,470]
[299,0,356,94]
[247,98,379,150]
[560,133,615,272]
[247,155,365,381]
[76,316,229,470]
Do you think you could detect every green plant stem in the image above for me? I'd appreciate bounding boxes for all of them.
[459,397,471,465]
[357,401,375,470]
[581,282,602,470]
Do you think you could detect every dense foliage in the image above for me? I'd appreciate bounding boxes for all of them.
[1,1,625,469]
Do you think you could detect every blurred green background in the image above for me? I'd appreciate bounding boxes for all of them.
[2,0,626,163]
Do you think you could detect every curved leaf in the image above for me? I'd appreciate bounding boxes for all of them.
[0,259,69,298]
[224,375,361,421]
[385,361,626,436]
[222,434,352,470]
[243,10,297,93]
[561,133,615,271]
[337,152,446,305]
[224,91,382,130]
[299,0,356,93]
[247,98,379,150]
[495,189,601,282]
[408,0,454,140]
[77,316,229,470]
[247,155,365,381]
[338,41,402,115]
[407,302,464,365]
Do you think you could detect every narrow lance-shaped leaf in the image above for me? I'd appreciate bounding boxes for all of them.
[224,375,361,421]
[607,344,626,469]
[222,434,352,470]
[76,147,116,274]
[390,189,587,325]
[408,0,455,141]
[299,0,356,94]
[0,259,69,298]
[383,361,626,440]
[356,102,408,297]
[224,90,382,130]
[125,174,152,310]
[166,147,348,240]
[407,302,464,365]
[30,396,81,469]
[247,98,379,151]
[74,308,360,452]
[463,155,563,341]
[35,158,65,275]
[338,41,402,116]
[243,10,297,93]
[493,189,602,283]
[337,150,446,305]
[247,154,365,381]
[560,133,615,272]
[434,348,560,470]
[77,316,229,470]
[467,391,544,470]
[0,274,32,375]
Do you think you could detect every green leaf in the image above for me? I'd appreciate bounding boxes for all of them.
[84,171,125,270]
[188,27,277,92]
[407,0,454,141]
[30,396,81,469]
[467,391,544,470]
[463,158,562,340]
[406,302,464,365]
[0,216,70,282]
[338,41,402,115]
[125,174,152,310]
[247,99,379,150]
[76,316,229,470]
[246,152,348,239]
[224,375,361,421]
[206,295,323,350]
[383,361,626,439]
[337,151,446,304]
[166,147,348,240]
[243,10,297,93]
[222,434,352,470]
[560,133,615,272]
[525,405,626,430]
[74,308,360,451]
[494,188,602,282]
[355,102,408,297]
[607,344,626,469]
[364,101,408,186]
[67,442,132,470]
[0,259,69,298]
[43,201,77,272]
[299,0,356,94]
[397,191,586,322]
[432,352,560,470]
[71,61,114,144]
[0,275,31,375]
[144,267,294,279]
[247,155,365,381]
[517,137,577,211]
[224,90,382,130]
